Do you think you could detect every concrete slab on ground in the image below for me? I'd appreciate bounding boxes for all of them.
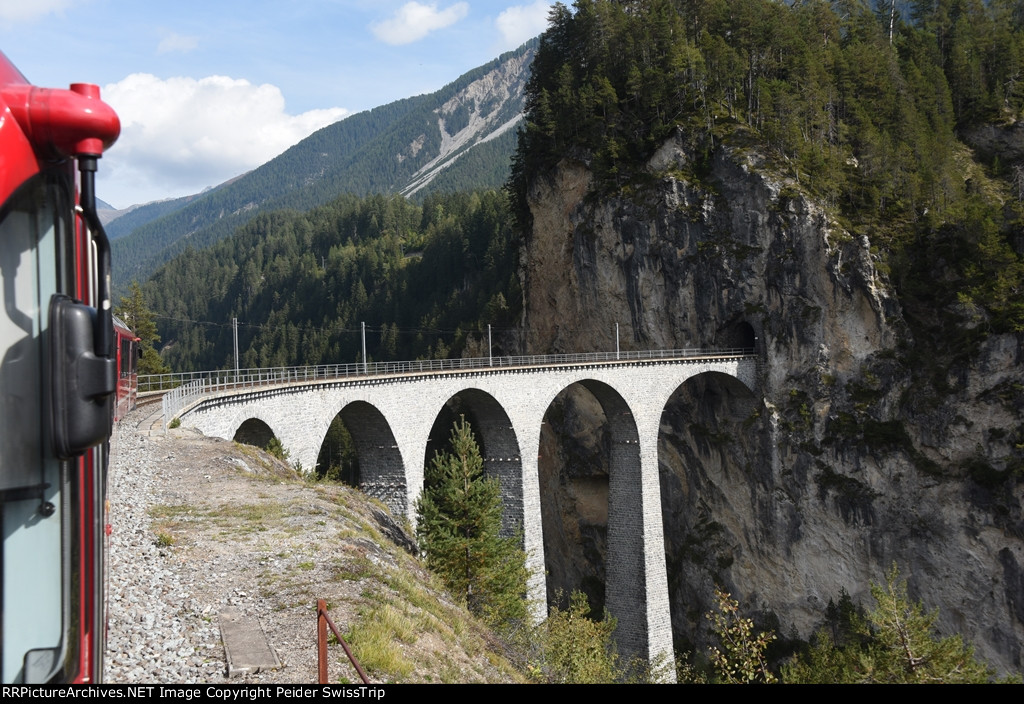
[219,607,281,677]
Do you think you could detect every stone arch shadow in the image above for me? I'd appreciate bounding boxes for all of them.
[233,417,279,449]
[423,388,523,537]
[657,369,761,656]
[538,378,652,660]
[319,400,406,518]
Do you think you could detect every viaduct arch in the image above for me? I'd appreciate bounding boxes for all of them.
[179,356,758,674]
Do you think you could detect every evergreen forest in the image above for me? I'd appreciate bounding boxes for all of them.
[146,190,520,371]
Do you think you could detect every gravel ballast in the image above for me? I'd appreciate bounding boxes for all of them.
[103,404,518,684]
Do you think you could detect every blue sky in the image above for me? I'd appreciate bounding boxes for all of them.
[0,1,554,208]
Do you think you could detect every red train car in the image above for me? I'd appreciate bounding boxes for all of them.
[0,50,120,683]
[113,315,139,422]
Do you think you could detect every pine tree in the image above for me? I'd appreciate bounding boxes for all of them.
[415,416,528,628]
[784,565,1005,683]
[115,281,170,375]
[859,565,998,683]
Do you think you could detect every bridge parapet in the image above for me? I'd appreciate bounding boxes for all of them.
[151,347,757,428]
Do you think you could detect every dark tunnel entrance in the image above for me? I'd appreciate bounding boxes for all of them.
[717,320,757,351]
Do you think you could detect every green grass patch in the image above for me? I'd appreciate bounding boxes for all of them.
[210,502,285,523]
[149,503,197,544]
[336,555,376,581]
[346,603,417,680]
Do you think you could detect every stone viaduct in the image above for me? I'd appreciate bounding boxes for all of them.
[175,352,758,674]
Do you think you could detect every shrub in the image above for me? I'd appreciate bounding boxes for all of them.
[706,588,778,684]
[532,591,620,684]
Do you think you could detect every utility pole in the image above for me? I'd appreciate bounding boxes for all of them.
[888,0,895,45]
[361,321,367,374]
[615,322,620,360]
[488,324,493,367]
[233,317,239,376]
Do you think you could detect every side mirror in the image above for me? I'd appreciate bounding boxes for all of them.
[49,295,115,459]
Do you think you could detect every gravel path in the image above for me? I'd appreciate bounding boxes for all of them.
[105,406,281,683]
[103,403,517,684]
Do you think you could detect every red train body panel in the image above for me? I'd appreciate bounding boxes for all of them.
[0,50,121,684]
[113,316,139,422]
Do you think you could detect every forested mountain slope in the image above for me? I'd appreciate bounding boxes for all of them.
[147,191,520,372]
[105,184,233,241]
[113,40,535,288]
[511,0,1024,336]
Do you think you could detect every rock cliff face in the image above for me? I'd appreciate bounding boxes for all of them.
[521,128,1024,673]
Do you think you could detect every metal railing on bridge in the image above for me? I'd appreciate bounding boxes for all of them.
[152,347,755,430]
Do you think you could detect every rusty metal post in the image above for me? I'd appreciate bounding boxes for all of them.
[317,599,328,684]
[316,599,370,684]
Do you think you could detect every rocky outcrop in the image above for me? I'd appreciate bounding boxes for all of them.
[522,128,1024,673]
[962,121,1024,170]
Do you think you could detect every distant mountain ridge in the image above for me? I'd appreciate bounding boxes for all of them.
[105,190,216,240]
[112,40,536,288]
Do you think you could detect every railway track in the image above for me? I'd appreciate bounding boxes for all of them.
[121,392,167,435]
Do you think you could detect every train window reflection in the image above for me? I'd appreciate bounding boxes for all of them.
[0,176,73,683]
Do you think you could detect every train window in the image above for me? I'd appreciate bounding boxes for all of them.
[0,174,77,683]
[121,338,131,378]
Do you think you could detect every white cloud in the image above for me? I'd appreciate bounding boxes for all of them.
[99,73,348,208]
[496,1,553,49]
[157,32,199,54]
[0,0,72,23]
[371,1,468,45]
